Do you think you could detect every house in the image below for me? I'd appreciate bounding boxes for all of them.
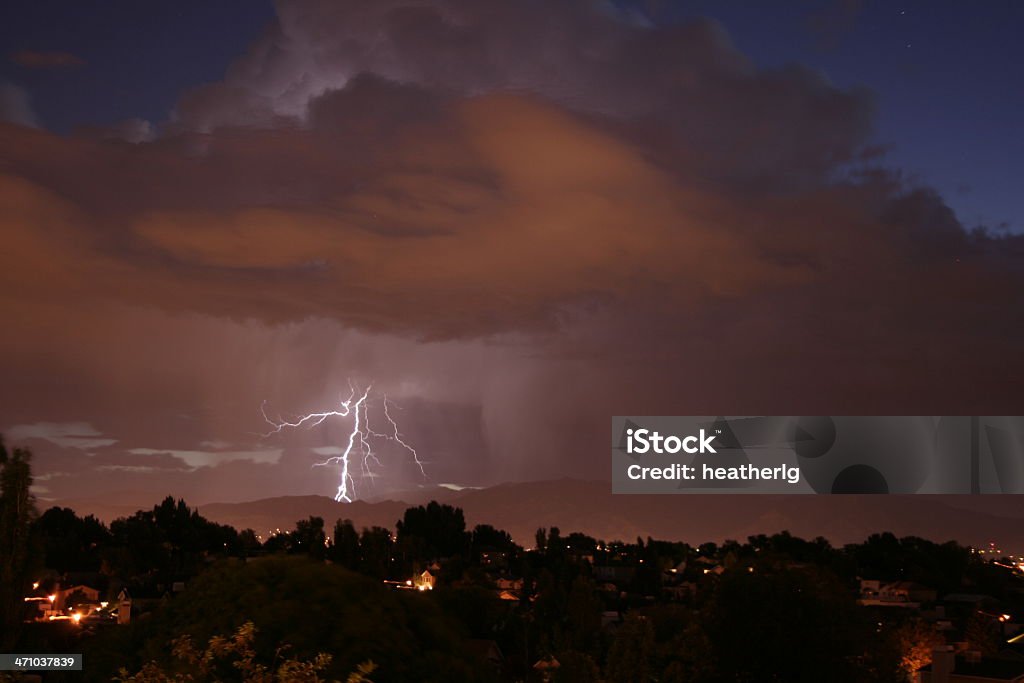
[495,577,523,591]
[883,582,937,603]
[664,561,688,583]
[533,655,560,682]
[860,579,883,598]
[917,648,1024,682]
[25,594,58,621]
[413,570,435,591]
[860,580,936,607]
[60,585,100,606]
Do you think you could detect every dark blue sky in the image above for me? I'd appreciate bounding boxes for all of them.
[1,0,1020,231]
[669,0,1023,233]
[0,1,275,129]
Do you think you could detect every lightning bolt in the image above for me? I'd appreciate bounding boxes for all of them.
[261,382,426,502]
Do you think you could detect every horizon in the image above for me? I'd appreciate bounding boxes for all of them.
[39,478,1024,553]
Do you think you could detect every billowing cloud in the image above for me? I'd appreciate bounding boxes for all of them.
[1,0,1022,505]
[0,87,817,336]
[173,1,872,188]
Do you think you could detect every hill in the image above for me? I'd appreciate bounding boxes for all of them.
[203,481,1024,549]
[58,480,1024,549]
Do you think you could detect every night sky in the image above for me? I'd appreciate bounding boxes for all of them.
[1,0,1022,506]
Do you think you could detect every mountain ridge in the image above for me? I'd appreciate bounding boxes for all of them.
[56,479,1024,550]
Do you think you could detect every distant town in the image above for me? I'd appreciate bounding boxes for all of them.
[6,443,1024,681]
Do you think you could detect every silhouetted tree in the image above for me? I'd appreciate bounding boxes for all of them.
[0,436,38,649]
[396,501,468,560]
[535,527,548,553]
[330,518,361,570]
[554,650,600,683]
[34,506,111,573]
[470,524,513,554]
[293,516,327,560]
[565,576,601,654]
[237,528,261,557]
[359,526,393,579]
[85,557,484,682]
[694,567,899,682]
[607,615,654,683]
[108,497,238,577]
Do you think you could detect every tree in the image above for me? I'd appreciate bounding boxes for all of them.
[606,615,654,683]
[108,497,239,577]
[694,567,899,682]
[535,528,548,553]
[892,618,944,679]
[85,556,485,682]
[238,529,262,557]
[396,502,468,560]
[34,506,111,573]
[565,576,601,654]
[329,519,360,570]
[0,436,37,649]
[470,524,513,555]
[115,621,376,683]
[358,527,393,579]
[554,651,599,683]
[293,517,327,561]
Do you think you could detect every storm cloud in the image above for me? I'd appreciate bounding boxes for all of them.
[1,0,1022,504]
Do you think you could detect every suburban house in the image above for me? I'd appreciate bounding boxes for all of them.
[413,570,435,591]
[861,579,937,606]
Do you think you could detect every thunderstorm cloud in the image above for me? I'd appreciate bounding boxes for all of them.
[1,0,1022,503]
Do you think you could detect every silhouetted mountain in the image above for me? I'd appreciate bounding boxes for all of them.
[58,480,1024,549]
